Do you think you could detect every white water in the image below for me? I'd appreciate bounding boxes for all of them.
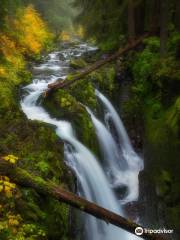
[95,90,144,171]
[86,92,144,203]
[21,43,142,240]
[86,107,124,169]
[87,108,142,203]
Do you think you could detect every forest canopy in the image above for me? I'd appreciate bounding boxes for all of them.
[74,0,180,51]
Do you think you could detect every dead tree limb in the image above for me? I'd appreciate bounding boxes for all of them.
[45,34,148,96]
[0,158,166,240]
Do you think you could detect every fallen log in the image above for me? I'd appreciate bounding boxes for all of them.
[45,34,148,96]
[0,158,166,240]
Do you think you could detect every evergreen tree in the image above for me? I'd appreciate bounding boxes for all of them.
[23,0,76,34]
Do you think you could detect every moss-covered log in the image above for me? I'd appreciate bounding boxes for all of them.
[0,158,166,240]
[45,34,148,96]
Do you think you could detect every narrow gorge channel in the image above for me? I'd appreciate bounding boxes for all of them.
[21,43,144,240]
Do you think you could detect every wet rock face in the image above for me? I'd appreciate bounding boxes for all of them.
[124,201,142,222]
[138,170,159,227]
[58,52,67,61]
[141,142,180,240]
[113,184,128,200]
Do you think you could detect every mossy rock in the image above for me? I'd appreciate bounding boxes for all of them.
[90,65,116,94]
[43,86,99,156]
[69,58,87,69]
[44,89,84,119]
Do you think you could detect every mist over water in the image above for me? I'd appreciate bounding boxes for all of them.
[21,43,143,240]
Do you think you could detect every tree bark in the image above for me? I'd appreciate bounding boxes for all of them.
[135,0,145,36]
[148,0,160,34]
[0,158,166,240]
[45,34,148,96]
[175,0,180,32]
[128,0,136,42]
[160,0,169,57]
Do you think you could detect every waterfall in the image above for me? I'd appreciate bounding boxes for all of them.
[86,107,126,170]
[95,89,144,172]
[86,91,144,203]
[21,43,142,240]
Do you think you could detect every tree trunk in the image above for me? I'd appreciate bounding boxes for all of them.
[0,158,166,240]
[45,34,148,96]
[160,0,169,57]
[135,0,145,36]
[175,0,180,32]
[148,0,160,34]
[128,0,136,42]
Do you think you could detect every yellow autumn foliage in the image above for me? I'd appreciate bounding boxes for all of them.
[0,176,16,198]
[0,155,18,197]
[60,31,71,42]
[8,215,21,227]
[0,34,25,71]
[3,154,18,164]
[0,65,6,77]
[76,26,85,38]
[0,5,53,111]
[0,33,26,109]
[12,5,53,55]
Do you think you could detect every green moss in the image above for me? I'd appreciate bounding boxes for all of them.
[166,97,180,135]
[70,58,87,69]
[90,65,116,94]
[166,205,180,229]
[155,170,172,197]
[35,161,50,177]
[44,89,84,118]
[0,199,47,240]
[145,105,166,145]
[41,198,69,239]
[167,31,180,55]
[124,34,180,229]
[43,83,99,155]
[70,81,97,109]
[98,35,125,51]
[143,36,160,52]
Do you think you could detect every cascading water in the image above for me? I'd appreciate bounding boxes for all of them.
[95,89,144,171]
[86,107,125,169]
[21,43,143,240]
[86,92,144,203]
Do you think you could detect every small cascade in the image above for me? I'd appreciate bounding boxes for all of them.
[86,91,144,203]
[95,89,144,172]
[86,107,126,170]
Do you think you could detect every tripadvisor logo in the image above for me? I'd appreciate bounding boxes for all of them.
[135,227,144,236]
[135,227,174,236]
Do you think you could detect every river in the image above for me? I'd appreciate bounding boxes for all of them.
[21,42,144,240]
